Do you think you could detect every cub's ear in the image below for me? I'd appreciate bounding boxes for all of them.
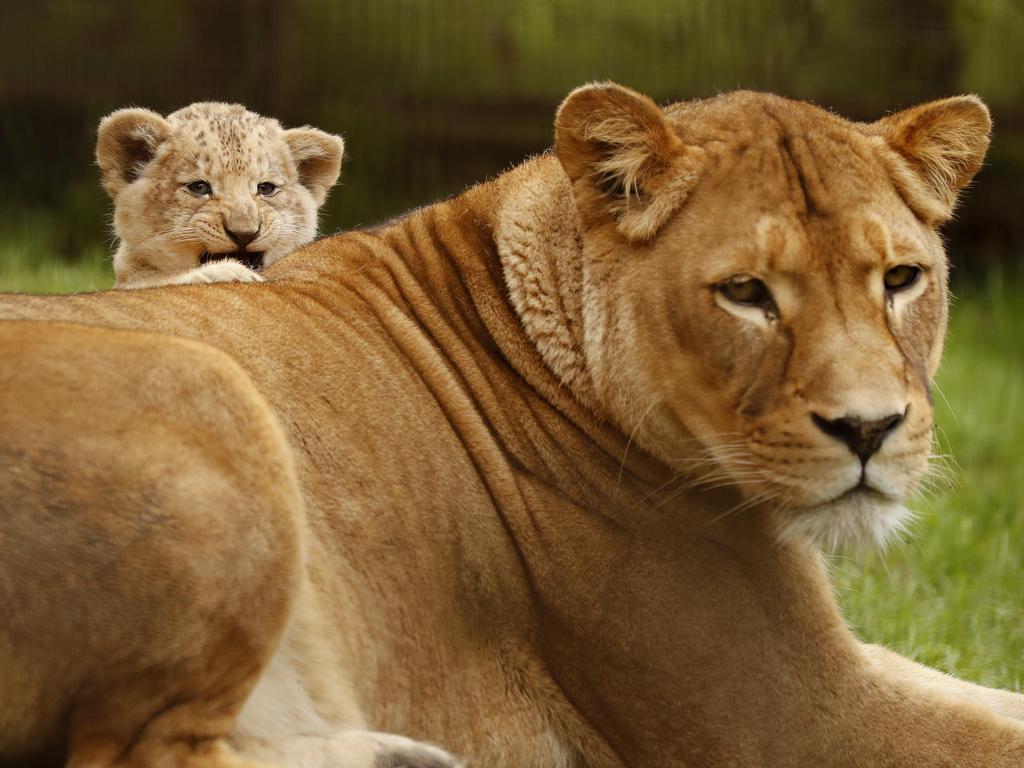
[870,96,991,224]
[284,128,345,207]
[96,108,171,198]
[554,82,701,242]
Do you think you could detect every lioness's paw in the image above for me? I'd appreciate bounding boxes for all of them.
[177,259,264,285]
[337,731,460,768]
[370,737,460,768]
[237,730,461,768]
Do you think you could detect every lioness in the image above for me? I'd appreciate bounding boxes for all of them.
[97,102,344,288]
[3,83,1024,767]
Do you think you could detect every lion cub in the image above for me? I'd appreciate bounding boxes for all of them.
[96,102,345,289]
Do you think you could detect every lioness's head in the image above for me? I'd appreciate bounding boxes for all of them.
[97,102,344,285]
[551,83,990,549]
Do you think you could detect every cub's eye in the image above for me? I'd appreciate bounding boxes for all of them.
[257,181,278,197]
[884,265,921,292]
[718,276,775,309]
[186,180,212,196]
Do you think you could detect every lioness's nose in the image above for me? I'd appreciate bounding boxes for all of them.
[226,227,259,250]
[811,409,906,464]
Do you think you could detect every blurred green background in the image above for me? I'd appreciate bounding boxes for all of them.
[1,0,1022,688]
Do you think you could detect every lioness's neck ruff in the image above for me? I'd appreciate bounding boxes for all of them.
[494,159,598,410]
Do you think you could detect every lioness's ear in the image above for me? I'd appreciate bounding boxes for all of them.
[96,108,171,198]
[555,82,700,242]
[870,96,991,224]
[284,128,345,207]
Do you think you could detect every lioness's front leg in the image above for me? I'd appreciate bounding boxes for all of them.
[863,643,1024,721]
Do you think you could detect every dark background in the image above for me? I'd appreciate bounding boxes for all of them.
[1,0,1022,272]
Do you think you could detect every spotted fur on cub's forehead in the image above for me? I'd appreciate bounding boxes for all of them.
[160,102,291,180]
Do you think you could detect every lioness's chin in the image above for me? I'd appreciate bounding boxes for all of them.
[775,492,913,552]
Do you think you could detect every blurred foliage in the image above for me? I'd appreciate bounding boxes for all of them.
[1,0,1023,269]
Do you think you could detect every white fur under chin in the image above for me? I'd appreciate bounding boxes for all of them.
[775,493,914,552]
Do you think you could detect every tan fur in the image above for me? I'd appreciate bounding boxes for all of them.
[868,95,991,223]
[96,102,344,288]
[2,84,1022,767]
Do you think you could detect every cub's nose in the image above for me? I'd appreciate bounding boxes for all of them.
[226,227,259,250]
[811,409,907,464]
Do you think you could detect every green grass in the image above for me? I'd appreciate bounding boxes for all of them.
[0,249,112,293]
[0,213,113,293]
[2,247,1022,689]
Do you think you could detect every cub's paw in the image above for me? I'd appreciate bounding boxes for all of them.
[178,259,264,285]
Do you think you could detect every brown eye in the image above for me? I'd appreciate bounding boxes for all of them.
[719,276,774,309]
[257,181,278,197]
[884,265,921,292]
[186,180,212,196]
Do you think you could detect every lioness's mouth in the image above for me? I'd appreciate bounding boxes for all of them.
[199,250,264,270]
[829,482,894,506]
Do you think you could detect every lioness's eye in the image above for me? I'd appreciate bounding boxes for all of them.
[718,276,774,309]
[257,181,278,197]
[884,265,921,292]
[186,180,212,196]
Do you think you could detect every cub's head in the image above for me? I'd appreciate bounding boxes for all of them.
[97,102,344,285]
[554,83,990,549]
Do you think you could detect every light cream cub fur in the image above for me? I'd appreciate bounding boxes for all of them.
[96,102,344,288]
